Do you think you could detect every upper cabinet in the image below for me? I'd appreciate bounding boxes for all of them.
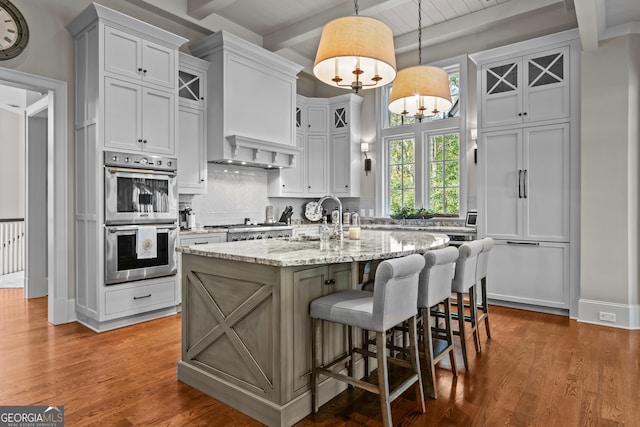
[104,26,175,89]
[190,31,303,168]
[269,94,362,198]
[177,54,210,195]
[480,46,570,129]
[67,2,186,156]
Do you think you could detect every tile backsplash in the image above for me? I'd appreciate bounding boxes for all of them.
[183,163,362,226]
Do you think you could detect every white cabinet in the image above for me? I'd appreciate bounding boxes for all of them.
[474,33,579,312]
[269,94,362,198]
[104,26,175,89]
[190,31,302,167]
[487,241,569,309]
[479,123,570,242]
[306,134,329,195]
[481,46,569,129]
[104,78,175,154]
[177,53,209,194]
[179,232,227,245]
[68,3,186,331]
[178,107,206,192]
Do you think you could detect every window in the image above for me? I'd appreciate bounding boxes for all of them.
[388,137,415,212]
[379,59,467,217]
[428,132,460,215]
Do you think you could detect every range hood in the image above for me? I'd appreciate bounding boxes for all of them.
[190,31,304,170]
[209,135,301,169]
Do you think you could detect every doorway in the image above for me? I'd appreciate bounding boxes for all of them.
[0,67,70,325]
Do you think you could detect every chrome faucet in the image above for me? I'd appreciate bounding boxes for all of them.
[315,195,343,240]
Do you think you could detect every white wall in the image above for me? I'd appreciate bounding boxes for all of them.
[0,107,25,219]
[580,34,640,326]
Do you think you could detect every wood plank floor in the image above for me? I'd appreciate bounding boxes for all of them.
[1,288,637,426]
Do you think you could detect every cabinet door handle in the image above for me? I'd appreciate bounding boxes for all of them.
[523,170,528,198]
[324,279,336,285]
[142,139,148,144]
[138,67,143,73]
[138,138,143,143]
[518,170,523,198]
[506,241,540,246]
[193,241,209,245]
[133,294,152,300]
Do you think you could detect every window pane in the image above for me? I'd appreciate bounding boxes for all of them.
[444,161,459,186]
[390,190,403,213]
[430,162,443,187]
[389,166,403,189]
[444,188,459,214]
[430,188,443,213]
[403,139,415,163]
[403,164,415,189]
[404,191,415,210]
[431,135,444,161]
[389,140,403,164]
[444,133,459,159]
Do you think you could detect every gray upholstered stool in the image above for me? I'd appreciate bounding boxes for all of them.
[310,254,426,427]
[475,237,494,339]
[451,240,484,370]
[418,246,459,399]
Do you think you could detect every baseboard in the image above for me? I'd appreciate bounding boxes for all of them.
[578,299,640,330]
[51,296,77,325]
[487,299,569,317]
[76,306,180,332]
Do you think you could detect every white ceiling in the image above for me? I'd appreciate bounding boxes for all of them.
[129,0,640,72]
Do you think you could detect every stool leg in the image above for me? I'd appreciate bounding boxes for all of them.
[408,315,426,412]
[469,285,481,353]
[481,277,491,338]
[362,328,370,378]
[347,325,354,385]
[376,331,393,427]
[456,292,469,371]
[421,308,437,399]
[311,317,321,413]
[444,298,457,377]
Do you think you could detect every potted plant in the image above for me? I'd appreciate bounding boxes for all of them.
[390,207,436,219]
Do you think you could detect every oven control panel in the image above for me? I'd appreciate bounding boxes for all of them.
[104,150,177,172]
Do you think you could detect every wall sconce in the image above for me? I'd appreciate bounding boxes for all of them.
[470,129,478,164]
[361,142,371,175]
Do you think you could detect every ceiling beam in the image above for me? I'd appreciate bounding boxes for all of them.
[187,0,238,20]
[573,0,600,51]
[393,0,568,54]
[263,0,397,53]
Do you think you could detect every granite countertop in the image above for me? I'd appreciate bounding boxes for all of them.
[179,228,228,236]
[177,229,449,267]
[361,224,477,234]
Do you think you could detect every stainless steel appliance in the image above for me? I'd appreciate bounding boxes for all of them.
[205,224,293,242]
[447,233,475,247]
[104,224,178,285]
[104,151,178,224]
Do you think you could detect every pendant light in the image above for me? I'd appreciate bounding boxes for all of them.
[388,0,452,121]
[314,0,396,93]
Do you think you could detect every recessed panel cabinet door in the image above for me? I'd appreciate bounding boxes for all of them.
[480,129,522,240]
[178,106,206,193]
[104,78,142,151]
[523,123,570,242]
[306,134,328,195]
[142,88,175,155]
[141,40,175,89]
[104,27,141,82]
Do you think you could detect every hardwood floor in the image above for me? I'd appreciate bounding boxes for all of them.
[1,288,637,426]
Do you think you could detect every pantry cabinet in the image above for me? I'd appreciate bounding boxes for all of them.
[67,3,186,331]
[472,31,579,313]
[177,53,209,194]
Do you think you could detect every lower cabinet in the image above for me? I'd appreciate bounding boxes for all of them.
[292,263,352,395]
[487,240,569,309]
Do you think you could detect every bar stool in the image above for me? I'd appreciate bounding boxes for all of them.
[418,246,459,399]
[310,254,426,427]
[451,240,484,370]
[475,237,494,339]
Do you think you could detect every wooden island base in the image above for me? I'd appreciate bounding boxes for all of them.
[176,231,448,426]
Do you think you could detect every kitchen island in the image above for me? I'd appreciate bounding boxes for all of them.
[176,229,448,427]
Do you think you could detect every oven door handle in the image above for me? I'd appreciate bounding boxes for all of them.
[107,225,178,233]
[106,166,177,177]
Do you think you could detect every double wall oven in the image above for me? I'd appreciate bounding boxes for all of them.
[103,151,179,285]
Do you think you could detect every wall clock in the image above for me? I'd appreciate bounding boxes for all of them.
[0,0,29,60]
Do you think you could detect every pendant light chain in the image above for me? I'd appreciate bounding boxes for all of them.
[418,0,422,65]
[354,0,359,15]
